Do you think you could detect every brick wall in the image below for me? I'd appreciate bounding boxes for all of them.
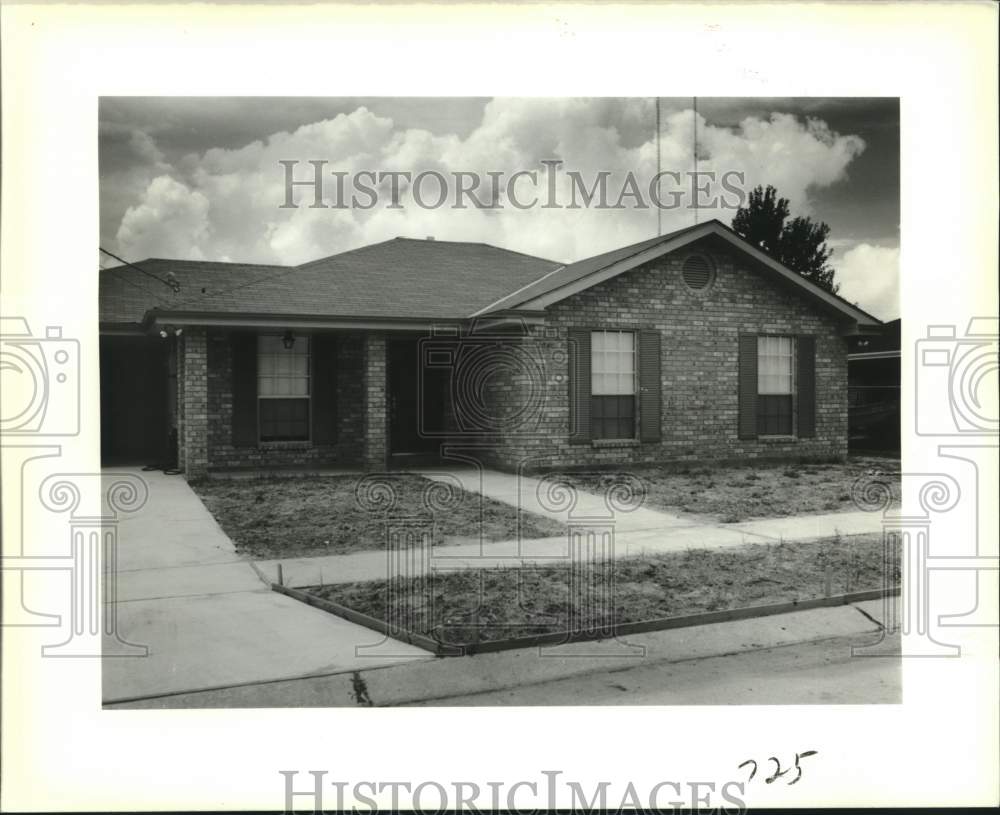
[181,328,208,478]
[203,330,364,470]
[363,333,387,468]
[478,240,850,471]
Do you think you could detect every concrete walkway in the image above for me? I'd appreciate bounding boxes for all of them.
[104,469,431,706]
[254,466,883,588]
[106,601,896,708]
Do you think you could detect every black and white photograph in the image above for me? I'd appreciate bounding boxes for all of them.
[2,3,997,813]
[97,95,904,709]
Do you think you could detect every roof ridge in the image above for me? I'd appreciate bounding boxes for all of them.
[143,257,290,268]
[294,237,402,269]
[388,236,560,264]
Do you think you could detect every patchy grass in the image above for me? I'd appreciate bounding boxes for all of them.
[560,455,900,523]
[311,533,898,643]
[193,474,565,559]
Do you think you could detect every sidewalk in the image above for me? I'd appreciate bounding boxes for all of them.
[105,466,893,709]
[106,599,897,708]
[253,466,883,588]
[104,469,431,706]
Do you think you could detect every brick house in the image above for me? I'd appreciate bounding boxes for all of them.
[99,219,882,479]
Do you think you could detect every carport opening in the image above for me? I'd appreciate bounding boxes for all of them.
[100,335,174,467]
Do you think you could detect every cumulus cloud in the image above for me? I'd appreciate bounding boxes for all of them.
[833,243,900,321]
[108,99,870,269]
[116,176,211,260]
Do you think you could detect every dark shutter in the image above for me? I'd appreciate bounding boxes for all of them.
[638,330,662,442]
[311,335,338,444]
[738,334,758,440]
[797,335,816,438]
[231,332,258,447]
[568,329,591,444]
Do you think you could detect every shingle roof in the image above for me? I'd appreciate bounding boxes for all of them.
[476,222,707,314]
[477,219,881,327]
[99,239,561,326]
[100,224,881,329]
[99,259,290,325]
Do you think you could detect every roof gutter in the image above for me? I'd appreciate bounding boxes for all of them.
[137,309,545,333]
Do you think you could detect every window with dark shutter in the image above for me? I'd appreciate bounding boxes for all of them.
[258,335,310,441]
[737,334,758,439]
[231,332,258,447]
[740,335,816,439]
[311,335,338,444]
[638,330,662,442]
[757,336,794,435]
[797,336,816,437]
[568,329,592,443]
[591,330,636,439]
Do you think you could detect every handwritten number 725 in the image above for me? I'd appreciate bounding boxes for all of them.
[739,751,818,786]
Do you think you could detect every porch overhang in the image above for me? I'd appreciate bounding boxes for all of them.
[138,308,546,334]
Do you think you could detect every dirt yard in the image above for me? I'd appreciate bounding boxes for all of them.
[312,533,897,644]
[560,455,900,523]
[193,474,566,559]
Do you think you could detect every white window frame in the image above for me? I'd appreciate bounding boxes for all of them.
[591,330,636,395]
[756,335,795,436]
[257,335,311,442]
[591,330,637,440]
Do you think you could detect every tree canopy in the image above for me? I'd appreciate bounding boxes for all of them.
[732,185,839,294]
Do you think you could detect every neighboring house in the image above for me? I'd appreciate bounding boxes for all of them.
[847,318,901,453]
[99,219,883,479]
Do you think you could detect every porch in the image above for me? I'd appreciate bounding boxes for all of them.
[164,327,474,479]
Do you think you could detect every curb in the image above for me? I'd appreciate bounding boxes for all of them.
[104,601,890,709]
[272,582,897,657]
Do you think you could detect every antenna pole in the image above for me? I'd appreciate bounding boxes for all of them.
[655,96,662,237]
[693,96,698,225]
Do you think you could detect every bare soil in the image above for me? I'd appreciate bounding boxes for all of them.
[193,474,566,559]
[560,455,901,523]
[312,533,897,643]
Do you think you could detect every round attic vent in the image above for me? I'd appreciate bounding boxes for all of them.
[681,253,715,291]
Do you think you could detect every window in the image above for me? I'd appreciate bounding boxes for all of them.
[757,336,793,435]
[258,335,310,441]
[591,330,635,439]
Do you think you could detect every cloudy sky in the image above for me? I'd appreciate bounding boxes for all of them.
[99,97,899,319]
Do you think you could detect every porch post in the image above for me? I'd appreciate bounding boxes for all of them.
[363,332,388,469]
[180,328,209,479]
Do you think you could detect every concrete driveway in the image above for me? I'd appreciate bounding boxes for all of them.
[104,469,431,707]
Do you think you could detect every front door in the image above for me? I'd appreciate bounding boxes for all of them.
[388,337,446,461]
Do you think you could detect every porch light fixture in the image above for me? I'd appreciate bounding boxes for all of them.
[282,330,296,350]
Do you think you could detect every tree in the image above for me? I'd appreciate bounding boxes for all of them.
[731,184,839,294]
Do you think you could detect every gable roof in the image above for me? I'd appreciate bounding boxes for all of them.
[100,222,882,331]
[100,238,561,326]
[475,219,881,327]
